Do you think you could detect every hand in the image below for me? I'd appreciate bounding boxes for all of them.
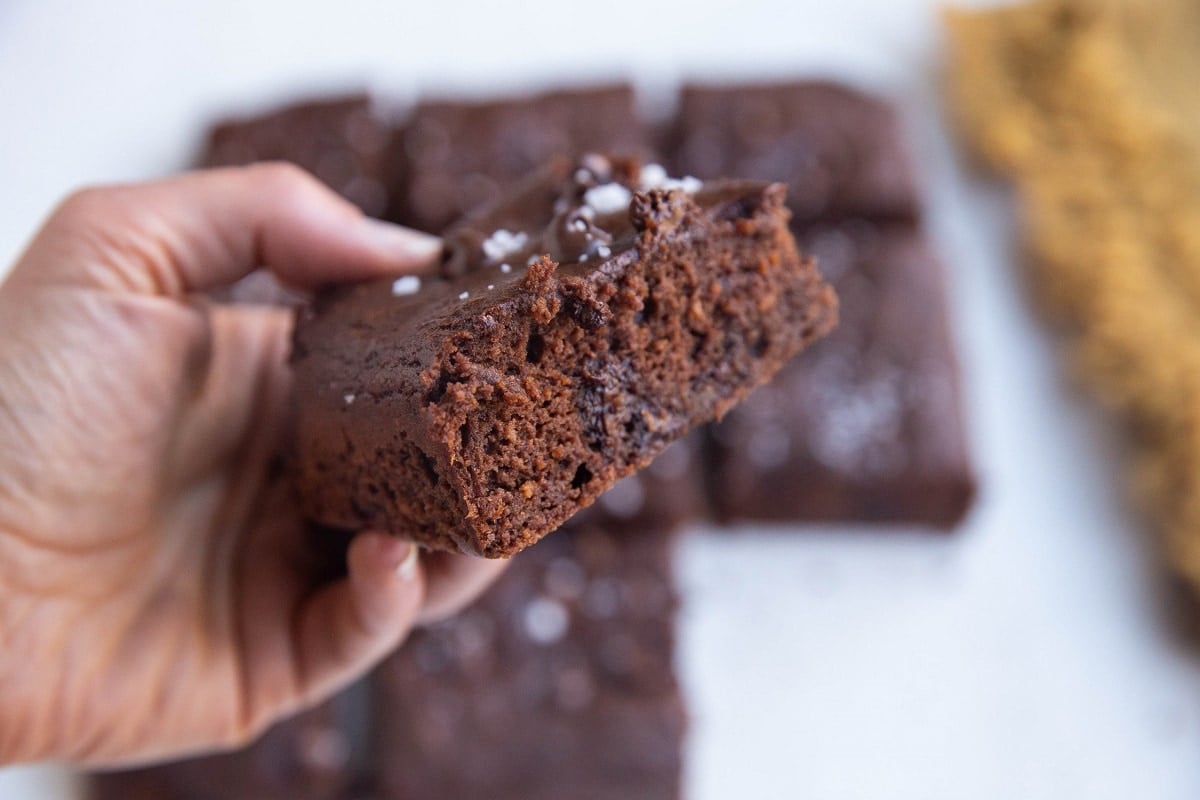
[0,164,507,768]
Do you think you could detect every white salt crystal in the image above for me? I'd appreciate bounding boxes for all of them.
[390,275,421,296]
[583,183,633,215]
[481,229,528,262]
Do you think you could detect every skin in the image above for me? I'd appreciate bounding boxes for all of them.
[0,164,507,768]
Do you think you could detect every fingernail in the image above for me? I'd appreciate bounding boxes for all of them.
[360,217,442,261]
[397,543,420,581]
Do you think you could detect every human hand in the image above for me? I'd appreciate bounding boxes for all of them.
[0,164,507,767]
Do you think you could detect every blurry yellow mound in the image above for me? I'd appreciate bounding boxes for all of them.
[944,0,1200,588]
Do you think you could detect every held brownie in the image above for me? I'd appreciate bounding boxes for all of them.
[291,155,837,557]
[389,85,644,232]
[708,221,975,526]
[370,521,685,800]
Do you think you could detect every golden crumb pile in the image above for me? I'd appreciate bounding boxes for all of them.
[944,0,1200,588]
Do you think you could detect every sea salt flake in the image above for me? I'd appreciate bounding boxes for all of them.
[595,245,612,259]
[501,262,514,273]
[458,291,469,300]
[638,163,668,189]
[481,229,528,262]
[583,183,633,215]
[663,175,703,193]
[487,284,494,290]
[391,275,421,296]
[343,393,356,405]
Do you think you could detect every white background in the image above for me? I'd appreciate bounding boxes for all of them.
[3,1,1200,798]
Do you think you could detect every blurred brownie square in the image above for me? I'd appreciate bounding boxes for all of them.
[669,81,920,225]
[370,521,684,800]
[389,85,646,231]
[199,93,391,219]
[88,693,363,800]
[290,156,836,556]
[708,220,975,527]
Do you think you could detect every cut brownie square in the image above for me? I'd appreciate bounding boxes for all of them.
[668,81,920,225]
[389,85,645,232]
[198,93,392,219]
[87,692,363,800]
[290,155,837,557]
[708,220,975,527]
[370,521,684,800]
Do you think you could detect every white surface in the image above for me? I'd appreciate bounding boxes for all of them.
[3,0,1199,798]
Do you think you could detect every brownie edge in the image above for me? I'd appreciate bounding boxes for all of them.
[290,156,837,557]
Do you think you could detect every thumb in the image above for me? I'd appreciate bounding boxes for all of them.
[7,162,440,295]
[289,531,426,707]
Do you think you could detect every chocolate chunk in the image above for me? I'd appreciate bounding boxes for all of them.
[289,156,837,556]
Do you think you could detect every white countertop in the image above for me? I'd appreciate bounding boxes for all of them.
[3,0,1199,798]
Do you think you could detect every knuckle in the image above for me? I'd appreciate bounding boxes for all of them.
[238,161,358,220]
[244,160,318,194]
[53,185,125,225]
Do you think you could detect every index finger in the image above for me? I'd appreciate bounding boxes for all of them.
[9,163,441,296]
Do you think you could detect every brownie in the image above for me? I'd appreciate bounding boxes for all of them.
[708,220,974,527]
[290,155,837,557]
[88,692,363,800]
[198,93,391,219]
[668,81,920,225]
[370,521,685,800]
[389,85,645,231]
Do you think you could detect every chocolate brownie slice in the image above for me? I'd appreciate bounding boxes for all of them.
[708,221,974,527]
[389,85,644,231]
[291,155,836,557]
[198,93,391,218]
[668,81,920,225]
[370,521,684,800]
[88,693,363,800]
